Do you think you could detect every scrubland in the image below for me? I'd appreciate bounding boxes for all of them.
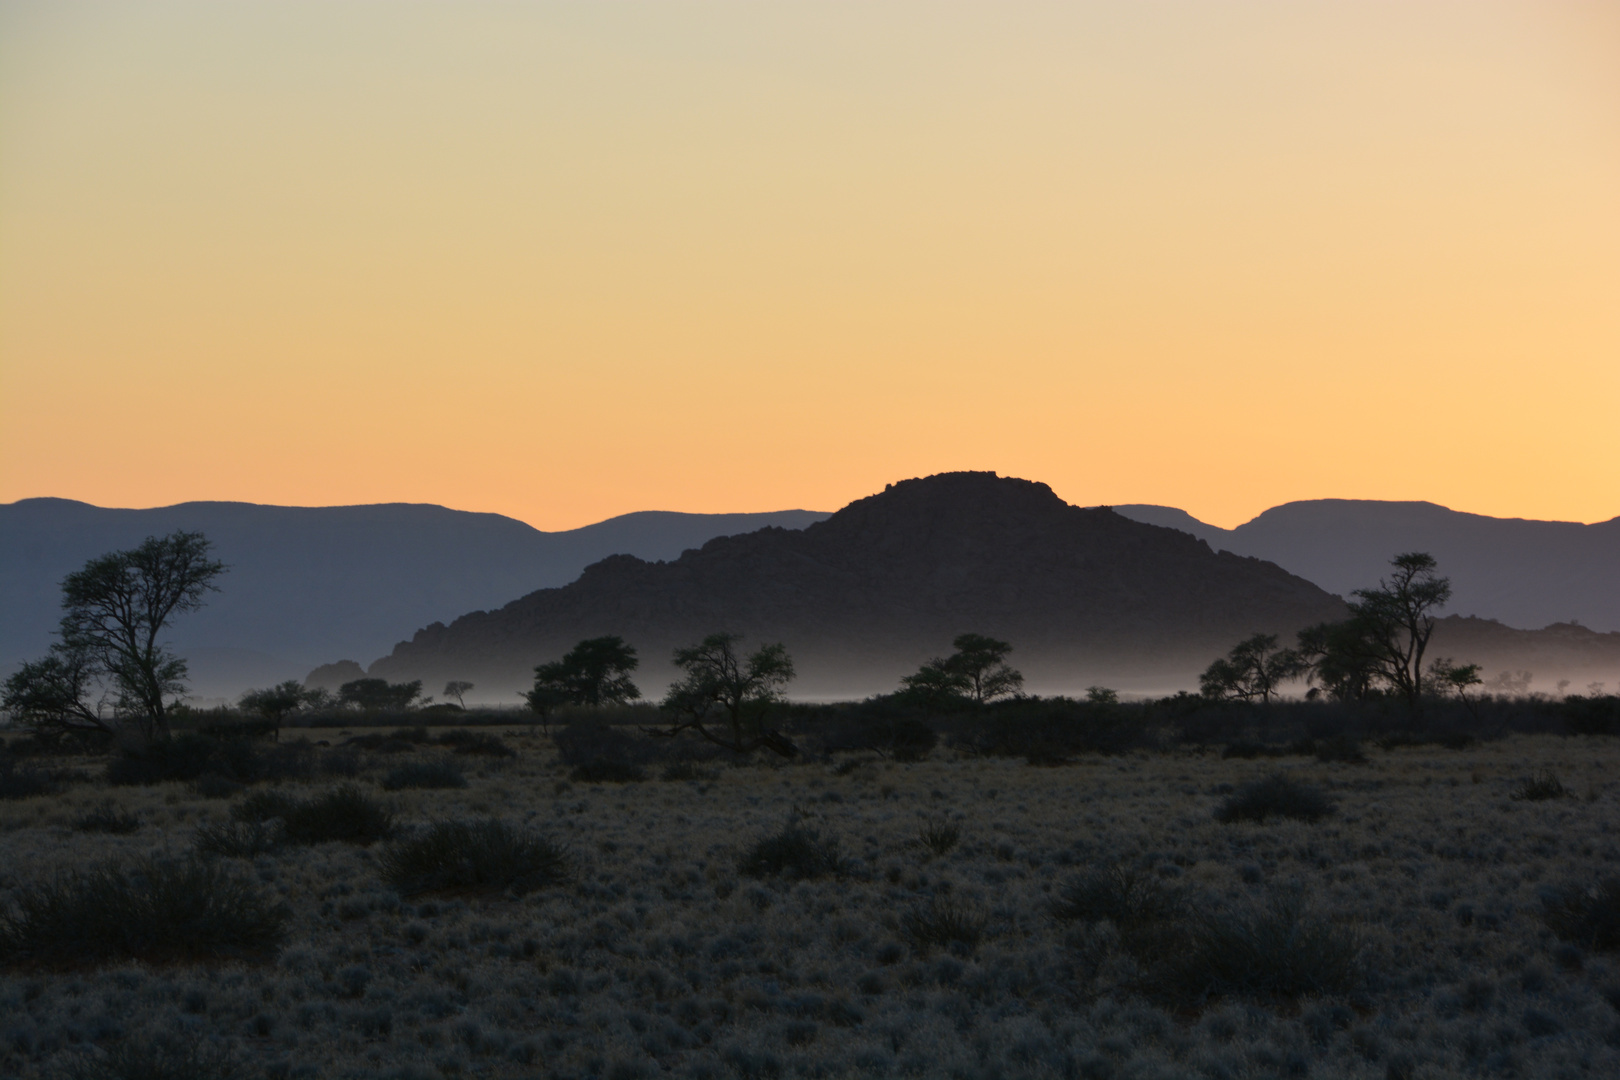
[2,721,1619,1080]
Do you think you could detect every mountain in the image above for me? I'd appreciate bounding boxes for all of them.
[367,472,1349,699]
[0,499,829,700]
[1114,500,1620,633]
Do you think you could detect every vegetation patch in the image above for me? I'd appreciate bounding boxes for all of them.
[901,897,988,955]
[436,730,515,757]
[380,759,468,790]
[1512,771,1567,801]
[1541,879,1620,952]
[1156,893,1361,1005]
[0,857,287,968]
[379,819,570,897]
[1214,774,1334,824]
[738,821,846,880]
[0,756,58,799]
[916,815,962,856]
[195,819,284,858]
[72,801,141,835]
[232,784,394,845]
[1052,865,1183,934]
[56,1031,243,1080]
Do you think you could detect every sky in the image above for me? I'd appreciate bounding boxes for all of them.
[2,1,1617,531]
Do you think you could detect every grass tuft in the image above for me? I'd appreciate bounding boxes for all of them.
[0,857,287,968]
[738,821,846,880]
[1512,771,1567,801]
[195,819,284,858]
[901,897,988,955]
[72,801,141,835]
[379,819,570,897]
[916,815,962,856]
[57,1030,242,1080]
[1214,774,1334,823]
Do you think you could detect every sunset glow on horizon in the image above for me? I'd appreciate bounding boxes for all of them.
[3,2,1618,531]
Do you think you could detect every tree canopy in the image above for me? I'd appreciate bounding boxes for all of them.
[656,632,796,756]
[899,633,1023,707]
[527,636,641,714]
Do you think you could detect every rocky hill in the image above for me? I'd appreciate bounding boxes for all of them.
[368,473,1348,698]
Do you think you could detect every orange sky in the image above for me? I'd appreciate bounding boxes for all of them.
[3,1,1618,530]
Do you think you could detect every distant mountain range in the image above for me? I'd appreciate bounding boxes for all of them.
[1114,500,1620,633]
[0,498,826,700]
[368,473,1348,698]
[6,484,1617,702]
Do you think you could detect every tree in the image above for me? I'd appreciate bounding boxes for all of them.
[530,636,641,709]
[338,678,423,714]
[1,640,108,742]
[239,681,323,725]
[655,633,797,756]
[1427,657,1483,718]
[443,680,474,709]
[897,661,971,712]
[949,634,1025,703]
[1200,633,1305,704]
[2,531,225,741]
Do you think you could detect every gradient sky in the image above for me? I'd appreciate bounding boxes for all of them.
[2,1,1617,530]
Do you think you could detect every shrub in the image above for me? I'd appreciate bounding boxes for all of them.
[1513,771,1567,801]
[437,730,516,757]
[1215,774,1334,824]
[554,722,657,781]
[381,760,468,790]
[189,773,245,799]
[232,785,394,845]
[661,760,720,782]
[106,734,258,786]
[569,759,646,783]
[0,857,287,967]
[342,727,432,752]
[739,821,846,880]
[1312,734,1368,764]
[0,756,57,799]
[901,897,987,955]
[1541,879,1620,951]
[1051,865,1183,933]
[73,801,141,835]
[195,819,284,858]
[379,819,570,897]
[917,816,961,856]
[1159,893,1360,1004]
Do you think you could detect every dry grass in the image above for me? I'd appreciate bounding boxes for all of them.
[0,725,1616,1078]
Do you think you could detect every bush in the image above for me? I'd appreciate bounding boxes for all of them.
[1158,893,1361,1004]
[189,773,245,799]
[73,801,141,835]
[0,756,57,799]
[1513,771,1567,801]
[570,759,647,783]
[660,760,720,782]
[232,785,394,846]
[106,734,258,787]
[554,722,657,781]
[901,897,987,955]
[1215,774,1334,824]
[342,727,432,752]
[437,730,516,757]
[1051,865,1183,933]
[1541,879,1620,951]
[379,819,570,897]
[195,819,284,858]
[1311,734,1368,764]
[381,760,468,790]
[0,857,287,967]
[739,821,846,880]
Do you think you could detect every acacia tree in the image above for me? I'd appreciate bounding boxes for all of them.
[1200,633,1305,704]
[338,678,423,714]
[901,633,1023,708]
[2,531,225,741]
[1296,552,1460,710]
[239,681,325,726]
[443,680,474,709]
[529,636,641,710]
[654,632,796,756]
